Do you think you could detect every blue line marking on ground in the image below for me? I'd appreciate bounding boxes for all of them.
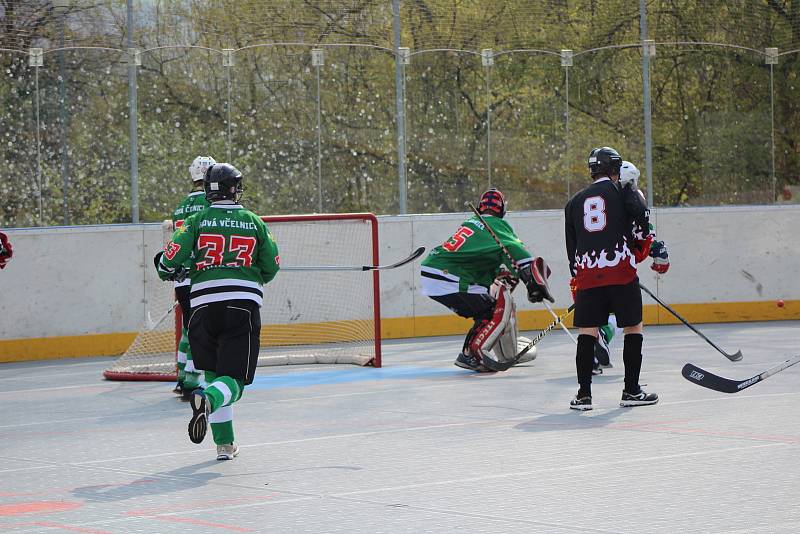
[247,366,464,390]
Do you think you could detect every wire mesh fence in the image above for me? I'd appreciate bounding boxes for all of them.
[1,1,799,227]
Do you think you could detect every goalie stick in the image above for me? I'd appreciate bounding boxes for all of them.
[639,283,743,362]
[682,355,800,393]
[281,246,425,272]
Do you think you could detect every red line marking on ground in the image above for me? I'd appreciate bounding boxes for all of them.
[148,516,255,532]
[0,501,82,516]
[3,521,112,534]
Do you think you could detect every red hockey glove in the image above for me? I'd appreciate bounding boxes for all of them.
[649,240,670,274]
[569,276,578,302]
[0,232,12,270]
[633,235,653,264]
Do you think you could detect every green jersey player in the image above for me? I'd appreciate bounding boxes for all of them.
[420,189,553,372]
[172,156,214,398]
[155,163,280,460]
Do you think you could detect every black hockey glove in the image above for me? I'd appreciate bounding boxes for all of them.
[153,251,188,283]
[518,257,555,304]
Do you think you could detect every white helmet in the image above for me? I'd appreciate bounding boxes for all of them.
[619,160,640,189]
[189,156,216,182]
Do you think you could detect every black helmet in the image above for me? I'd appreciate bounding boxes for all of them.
[204,163,243,202]
[588,147,622,177]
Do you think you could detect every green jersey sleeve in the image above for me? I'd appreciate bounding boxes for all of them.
[255,220,280,284]
[161,211,200,270]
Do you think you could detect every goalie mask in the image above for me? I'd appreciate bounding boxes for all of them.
[478,188,506,218]
[619,160,640,189]
[204,163,243,203]
[588,147,622,178]
[189,155,216,183]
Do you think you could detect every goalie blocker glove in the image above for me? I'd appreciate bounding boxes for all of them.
[153,251,188,283]
[519,257,555,304]
[649,240,670,274]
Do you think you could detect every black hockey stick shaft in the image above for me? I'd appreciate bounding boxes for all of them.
[639,283,743,362]
[682,355,800,393]
[282,246,425,272]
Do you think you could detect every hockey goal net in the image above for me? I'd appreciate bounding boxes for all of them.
[103,213,381,381]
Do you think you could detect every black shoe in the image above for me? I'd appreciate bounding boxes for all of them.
[570,395,593,411]
[180,387,196,402]
[188,389,210,444]
[454,352,481,371]
[591,363,603,376]
[620,389,659,407]
[173,382,185,395]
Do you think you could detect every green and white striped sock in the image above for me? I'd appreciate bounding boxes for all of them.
[210,406,235,445]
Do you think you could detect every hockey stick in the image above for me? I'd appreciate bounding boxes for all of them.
[281,246,426,272]
[682,355,800,393]
[485,304,576,371]
[146,300,178,331]
[544,300,577,344]
[638,283,743,362]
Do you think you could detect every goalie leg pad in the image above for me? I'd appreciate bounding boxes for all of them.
[469,284,518,370]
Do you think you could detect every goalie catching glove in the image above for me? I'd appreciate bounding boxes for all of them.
[518,256,555,304]
[649,240,669,274]
[153,250,188,283]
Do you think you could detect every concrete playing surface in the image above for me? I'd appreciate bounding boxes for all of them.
[1,321,798,533]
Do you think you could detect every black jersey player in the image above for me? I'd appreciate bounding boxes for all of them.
[564,147,665,410]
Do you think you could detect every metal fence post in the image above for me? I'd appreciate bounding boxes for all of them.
[392,0,408,214]
[561,49,573,199]
[312,48,325,213]
[482,49,494,188]
[640,0,655,207]
[766,47,778,203]
[127,0,139,223]
[30,48,44,225]
[222,49,235,162]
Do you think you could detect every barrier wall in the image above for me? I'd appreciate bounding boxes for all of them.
[1,205,798,361]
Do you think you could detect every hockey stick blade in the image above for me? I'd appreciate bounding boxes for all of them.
[639,283,743,362]
[682,355,800,393]
[282,247,426,272]
[485,304,575,372]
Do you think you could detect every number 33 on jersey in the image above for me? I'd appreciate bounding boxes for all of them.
[160,204,280,307]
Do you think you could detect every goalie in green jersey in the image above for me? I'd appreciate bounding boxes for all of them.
[171,155,214,399]
[155,163,280,460]
[420,189,554,372]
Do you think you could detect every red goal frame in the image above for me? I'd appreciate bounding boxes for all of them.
[174,212,382,367]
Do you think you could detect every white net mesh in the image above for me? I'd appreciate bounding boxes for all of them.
[103,213,379,381]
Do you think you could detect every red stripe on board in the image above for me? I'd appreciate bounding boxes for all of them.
[0,501,82,516]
